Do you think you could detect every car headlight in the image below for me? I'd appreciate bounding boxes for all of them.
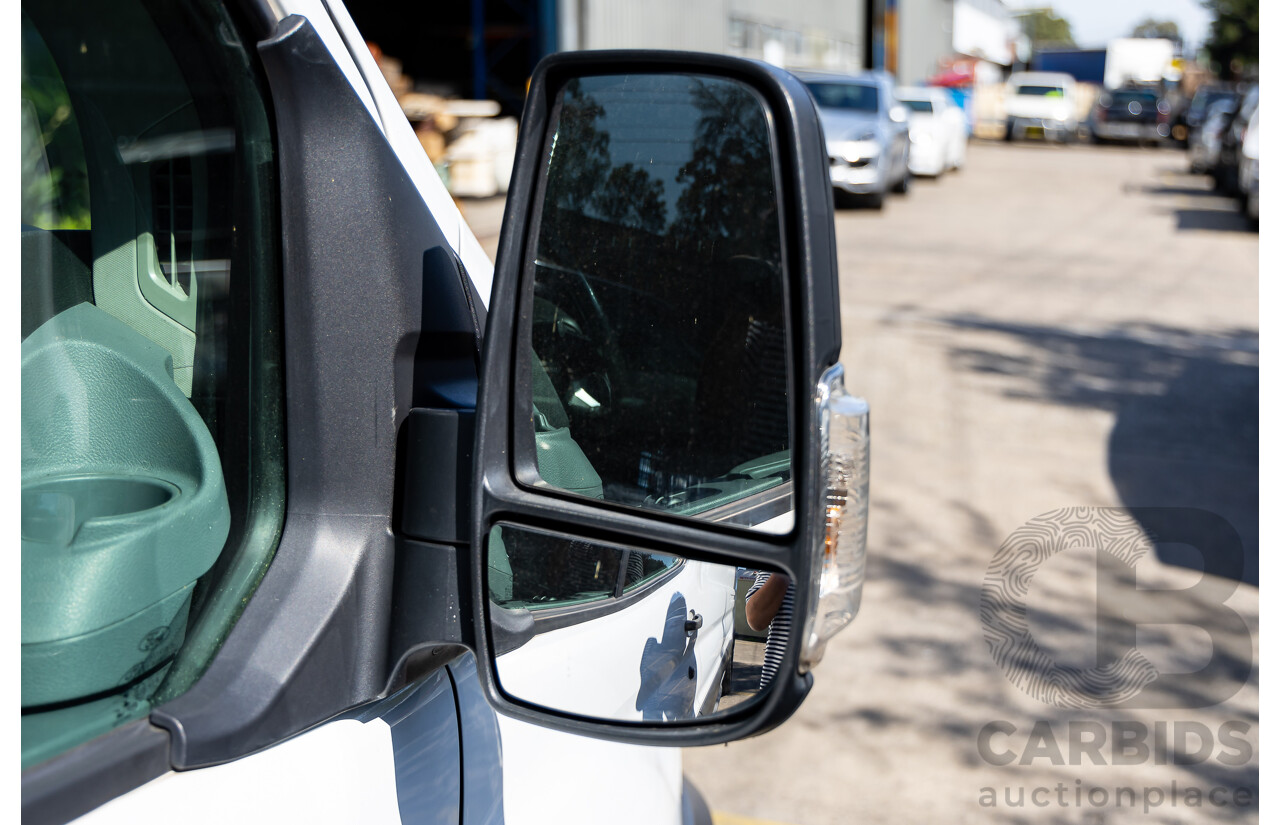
[829,140,879,165]
[800,363,870,670]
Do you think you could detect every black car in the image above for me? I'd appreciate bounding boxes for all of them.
[1089,87,1172,144]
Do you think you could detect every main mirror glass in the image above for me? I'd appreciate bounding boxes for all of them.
[488,524,790,722]
[521,73,792,533]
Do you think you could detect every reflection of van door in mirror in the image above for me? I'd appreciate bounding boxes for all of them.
[489,526,742,722]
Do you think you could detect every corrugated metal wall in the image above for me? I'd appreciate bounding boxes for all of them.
[897,0,953,84]
[564,0,866,72]
[578,0,728,52]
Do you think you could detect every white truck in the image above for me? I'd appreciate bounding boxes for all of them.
[1103,38,1178,93]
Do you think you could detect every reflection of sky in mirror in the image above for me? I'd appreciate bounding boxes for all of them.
[570,74,758,229]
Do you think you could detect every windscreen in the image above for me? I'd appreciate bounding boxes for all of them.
[1107,91,1158,108]
[805,82,879,113]
[1189,90,1236,120]
[1015,85,1066,97]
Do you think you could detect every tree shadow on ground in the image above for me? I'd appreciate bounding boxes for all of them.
[942,315,1257,587]
[834,314,1257,820]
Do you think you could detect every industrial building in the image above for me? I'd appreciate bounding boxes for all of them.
[343,1,1025,194]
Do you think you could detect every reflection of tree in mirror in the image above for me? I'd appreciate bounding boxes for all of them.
[544,80,667,236]
[21,18,91,229]
[594,163,666,234]
[544,79,609,214]
[672,79,779,263]
[531,74,790,512]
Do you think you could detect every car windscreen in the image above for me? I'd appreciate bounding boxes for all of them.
[902,99,933,113]
[804,82,879,113]
[1015,85,1065,97]
[1107,91,1158,108]
[1189,90,1236,119]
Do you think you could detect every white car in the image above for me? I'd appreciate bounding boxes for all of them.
[1238,106,1259,226]
[797,70,912,208]
[1005,71,1078,142]
[896,87,968,177]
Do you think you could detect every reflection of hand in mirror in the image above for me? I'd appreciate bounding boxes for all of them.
[744,572,793,689]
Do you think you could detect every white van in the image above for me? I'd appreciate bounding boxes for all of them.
[1004,71,1079,142]
[20,0,871,822]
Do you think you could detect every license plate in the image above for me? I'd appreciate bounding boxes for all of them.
[1024,125,1045,139]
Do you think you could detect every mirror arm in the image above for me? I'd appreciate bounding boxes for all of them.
[399,409,476,545]
[386,408,481,695]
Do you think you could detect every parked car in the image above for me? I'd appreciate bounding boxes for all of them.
[1180,85,1240,147]
[20,0,871,823]
[1088,86,1172,144]
[1237,104,1260,227]
[1189,98,1239,174]
[1004,71,1078,142]
[797,70,911,208]
[1214,85,1260,197]
[896,87,968,177]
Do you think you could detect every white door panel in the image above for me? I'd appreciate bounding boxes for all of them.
[74,720,403,824]
[498,716,684,825]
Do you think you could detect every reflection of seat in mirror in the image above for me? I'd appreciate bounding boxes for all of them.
[696,315,788,474]
[530,349,605,499]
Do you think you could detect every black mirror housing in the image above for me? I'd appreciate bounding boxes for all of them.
[472,50,842,746]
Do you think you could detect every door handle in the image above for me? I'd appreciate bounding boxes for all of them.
[685,610,703,636]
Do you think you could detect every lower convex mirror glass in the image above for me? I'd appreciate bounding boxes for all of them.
[487,524,790,722]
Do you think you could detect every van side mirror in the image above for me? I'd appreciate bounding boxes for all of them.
[470,51,867,746]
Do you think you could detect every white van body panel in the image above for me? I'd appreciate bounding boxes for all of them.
[496,561,736,720]
[498,717,685,825]
[73,720,403,824]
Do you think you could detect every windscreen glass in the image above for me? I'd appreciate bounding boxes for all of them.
[805,82,880,113]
